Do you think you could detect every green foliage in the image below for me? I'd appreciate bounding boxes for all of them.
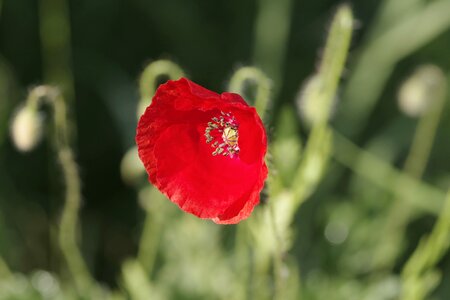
[0,0,450,299]
[401,192,450,300]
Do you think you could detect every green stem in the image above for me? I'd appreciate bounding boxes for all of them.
[371,67,447,271]
[58,147,92,292]
[228,67,271,120]
[268,204,284,300]
[137,215,159,274]
[232,223,251,300]
[122,260,155,300]
[366,0,423,41]
[0,256,12,279]
[138,60,185,117]
[292,4,353,202]
[403,77,447,177]
[332,130,445,215]
[292,125,332,204]
[136,60,185,273]
[39,0,75,104]
[249,7,353,299]
[338,0,450,137]
[318,4,353,109]
[252,0,293,96]
[136,187,164,273]
[38,0,78,279]
[401,191,450,300]
[25,86,93,293]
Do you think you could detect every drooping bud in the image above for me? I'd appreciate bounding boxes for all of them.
[398,65,445,117]
[10,106,43,152]
[120,146,146,186]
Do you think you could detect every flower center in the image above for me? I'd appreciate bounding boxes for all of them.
[204,112,240,158]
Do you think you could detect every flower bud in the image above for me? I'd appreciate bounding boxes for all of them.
[398,65,445,117]
[10,106,43,152]
[296,75,338,126]
[120,146,146,186]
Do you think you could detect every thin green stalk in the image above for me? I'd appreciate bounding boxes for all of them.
[58,147,92,292]
[136,187,165,274]
[400,191,450,300]
[23,86,93,293]
[332,130,445,215]
[403,73,447,177]
[366,0,423,40]
[317,4,353,110]
[228,67,271,120]
[137,214,160,275]
[252,0,293,97]
[136,60,184,273]
[39,0,77,277]
[137,60,185,117]
[293,4,353,202]
[39,0,75,103]
[247,7,353,300]
[247,192,300,300]
[292,125,332,203]
[338,0,450,137]
[371,67,447,271]
[121,260,158,300]
[268,204,285,300]
[232,223,252,300]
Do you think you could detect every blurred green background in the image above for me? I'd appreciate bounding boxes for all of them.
[0,0,450,299]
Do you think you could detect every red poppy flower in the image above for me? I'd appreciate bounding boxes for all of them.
[136,78,268,224]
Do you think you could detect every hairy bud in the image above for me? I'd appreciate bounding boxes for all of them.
[120,146,145,186]
[398,65,445,117]
[10,106,43,152]
[296,75,338,126]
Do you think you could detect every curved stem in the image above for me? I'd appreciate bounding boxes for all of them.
[401,190,450,300]
[136,60,185,274]
[24,86,93,293]
[138,60,185,117]
[228,67,271,120]
[227,67,272,298]
[58,147,92,291]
